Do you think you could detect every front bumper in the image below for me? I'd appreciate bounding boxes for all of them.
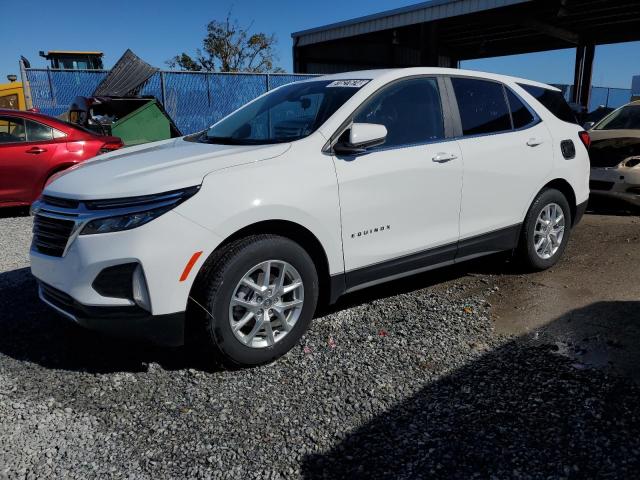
[590,167,640,206]
[39,281,185,346]
[30,208,221,344]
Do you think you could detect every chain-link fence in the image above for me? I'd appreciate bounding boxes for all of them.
[22,69,317,135]
[23,68,633,134]
[552,83,632,111]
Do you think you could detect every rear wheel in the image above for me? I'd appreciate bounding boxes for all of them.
[518,188,572,270]
[190,235,319,367]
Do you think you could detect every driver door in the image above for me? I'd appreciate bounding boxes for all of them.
[332,77,463,290]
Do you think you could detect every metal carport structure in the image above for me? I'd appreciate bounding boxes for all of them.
[292,0,640,108]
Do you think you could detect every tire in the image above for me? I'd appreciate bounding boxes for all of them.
[189,234,319,367]
[518,188,572,271]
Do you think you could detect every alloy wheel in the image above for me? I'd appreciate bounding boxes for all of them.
[228,260,305,348]
[533,202,566,260]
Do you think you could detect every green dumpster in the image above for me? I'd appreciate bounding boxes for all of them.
[110,100,171,146]
[68,96,182,145]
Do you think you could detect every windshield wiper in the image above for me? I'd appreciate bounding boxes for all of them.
[200,135,295,145]
[199,136,259,145]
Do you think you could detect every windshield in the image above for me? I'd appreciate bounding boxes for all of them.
[594,105,640,130]
[201,80,368,145]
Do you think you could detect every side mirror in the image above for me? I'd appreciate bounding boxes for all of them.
[333,123,387,155]
[583,121,595,130]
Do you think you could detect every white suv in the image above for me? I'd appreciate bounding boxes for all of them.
[31,68,590,366]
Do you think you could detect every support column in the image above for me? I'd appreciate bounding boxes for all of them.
[572,43,595,110]
[419,23,440,66]
[19,59,33,110]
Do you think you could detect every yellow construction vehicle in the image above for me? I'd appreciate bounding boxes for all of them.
[0,75,26,110]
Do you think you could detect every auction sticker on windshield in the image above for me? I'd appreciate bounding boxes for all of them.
[326,80,370,88]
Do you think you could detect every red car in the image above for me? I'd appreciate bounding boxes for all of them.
[0,109,123,207]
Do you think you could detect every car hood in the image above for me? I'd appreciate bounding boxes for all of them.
[588,131,640,168]
[45,137,290,200]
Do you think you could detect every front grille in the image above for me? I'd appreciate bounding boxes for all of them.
[41,195,80,209]
[40,282,75,311]
[32,214,75,257]
[590,180,614,191]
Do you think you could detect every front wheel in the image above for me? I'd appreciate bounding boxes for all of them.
[190,235,319,367]
[518,188,572,271]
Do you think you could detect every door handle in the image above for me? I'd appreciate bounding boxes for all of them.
[526,138,544,147]
[26,147,47,154]
[432,152,458,163]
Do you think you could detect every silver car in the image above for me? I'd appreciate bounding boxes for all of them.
[588,100,640,207]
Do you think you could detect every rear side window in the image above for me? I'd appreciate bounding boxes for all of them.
[354,77,444,148]
[25,120,54,142]
[506,89,535,129]
[451,78,511,136]
[518,84,577,124]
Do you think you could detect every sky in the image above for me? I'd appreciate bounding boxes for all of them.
[1,0,639,89]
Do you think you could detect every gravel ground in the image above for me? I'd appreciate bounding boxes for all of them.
[1,212,639,479]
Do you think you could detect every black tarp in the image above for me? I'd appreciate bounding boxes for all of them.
[93,49,157,97]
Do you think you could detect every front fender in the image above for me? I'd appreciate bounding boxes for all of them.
[174,150,344,275]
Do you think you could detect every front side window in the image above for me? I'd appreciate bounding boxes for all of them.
[25,119,54,142]
[594,105,640,130]
[452,78,512,136]
[202,80,366,145]
[0,116,26,143]
[354,77,444,148]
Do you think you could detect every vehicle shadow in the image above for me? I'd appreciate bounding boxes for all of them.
[586,196,640,216]
[301,300,640,479]
[0,268,217,374]
[0,206,30,219]
[0,253,515,375]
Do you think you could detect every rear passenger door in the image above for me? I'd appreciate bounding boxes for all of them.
[448,77,553,252]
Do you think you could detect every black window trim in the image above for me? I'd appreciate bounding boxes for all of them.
[444,75,541,141]
[325,74,456,155]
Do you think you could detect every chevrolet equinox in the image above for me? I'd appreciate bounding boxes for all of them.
[31,68,590,367]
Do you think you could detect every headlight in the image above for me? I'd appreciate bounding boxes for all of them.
[80,186,199,235]
[624,157,640,168]
[81,207,172,234]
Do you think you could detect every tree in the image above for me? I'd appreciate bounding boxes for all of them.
[167,13,284,73]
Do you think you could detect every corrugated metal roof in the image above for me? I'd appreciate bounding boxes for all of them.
[93,49,158,97]
[292,0,532,46]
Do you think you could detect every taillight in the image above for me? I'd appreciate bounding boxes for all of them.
[98,141,123,154]
[578,131,591,149]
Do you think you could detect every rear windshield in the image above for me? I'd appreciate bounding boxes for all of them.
[518,84,577,124]
[593,105,640,130]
